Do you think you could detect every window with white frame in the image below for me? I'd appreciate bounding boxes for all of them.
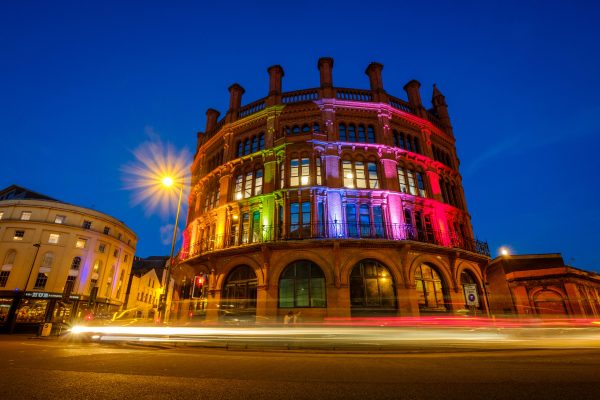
[342,160,379,189]
[13,230,25,240]
[75,238,87,249]
[315,158,322,185]
[397,165,427,197]
[290,158,310,186]
[20,211,32,221]
[233,168,264,200]
[82,220,92,229]
[54,215,65,224]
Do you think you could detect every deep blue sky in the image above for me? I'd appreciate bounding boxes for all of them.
[2,1,599,271]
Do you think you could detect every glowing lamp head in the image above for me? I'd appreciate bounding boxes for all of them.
[161,176,174,187]
[301,176,309,185]
[500,247,510,256]
[235,193,243,200]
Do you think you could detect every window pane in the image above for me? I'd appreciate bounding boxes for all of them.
[290,159,299,186]
[358,125,366,143]
[343,160,354,188]
[279,279,294,307]
[367,162,379,188]
[255,169,263,195]
[244,172,252,198]
[295,278,309,307]
[355,161,366,188]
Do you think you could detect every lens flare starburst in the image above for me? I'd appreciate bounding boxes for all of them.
[122,137,191,217]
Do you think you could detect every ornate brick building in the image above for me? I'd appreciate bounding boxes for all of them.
[177,58,490,322]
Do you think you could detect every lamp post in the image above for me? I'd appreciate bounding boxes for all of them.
[9,242,41,333]
[159,177,184,323]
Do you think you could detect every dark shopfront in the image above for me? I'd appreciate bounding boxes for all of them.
[0,291,121,334]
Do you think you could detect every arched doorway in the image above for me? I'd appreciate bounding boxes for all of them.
[414,263,449,314]
[350,260,396,316]
[460,269,484,313]
[279,260,326,308]
[534,290,567,316]
[220,265,257,322]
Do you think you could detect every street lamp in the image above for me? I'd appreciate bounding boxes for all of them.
[9,242,41,333]
[159,176,184,323]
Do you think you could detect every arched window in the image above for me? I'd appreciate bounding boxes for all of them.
[292,126,300,135]
[339,123,347,141]
[358,124,366,142]
[367,125,375,143]
[348,124,356,141]
[93,260,103,274]
[41,252,54,268]
[71,256,82,270]
[3,250,16,266]
[415,264,448,312]
[313,123,320,133]
[534,291,567,316]
[301,124,310,133]
[251,136,259,153]
[0,250,16,287]
[350,260,396,316]
[258,132,265,150]
[279,260,326,308]
[222,265,257,318]
[244,139,250,155]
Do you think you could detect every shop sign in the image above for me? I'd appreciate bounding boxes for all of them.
[463,284,479,307]
[25,292,80,300]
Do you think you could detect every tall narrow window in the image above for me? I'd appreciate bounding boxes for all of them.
[64,275,76,297]
[367,162,379,189]
[300,158,310,185]
[373,206,384,238]
[290,159,299,186]
[346,204,358,238]
[317,202,325,238]
[280,162,285,189]
[348,124,356,141]
[339,124,347,141]
[355,161,366,188]
[342,160,354,188]
[244,172,253,198]
[367,125,375,143]
[255,169,263,195]
[407,171,417,195]
[259,132,265,150]
[241,213,249,244]
[359,204,371,237]
[234,174,243,200]
[416,172,427,197]
[251,211,261,243]
[237,141,243,157]
[251,136,258,153]
[290,202,299,236]
[358,125,366,142]
[244,139,250,155]
[315,158,322,186]
[301,201,311,233]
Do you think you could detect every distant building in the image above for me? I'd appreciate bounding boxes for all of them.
[0,185,137,332]
[486,254,600,317]
[178,58,491,322]
[124,256,170,321]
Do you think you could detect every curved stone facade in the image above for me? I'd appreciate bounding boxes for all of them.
[178,58,490,322]
[0,185,137,331]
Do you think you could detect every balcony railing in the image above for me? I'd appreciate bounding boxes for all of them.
[184,222,490,259]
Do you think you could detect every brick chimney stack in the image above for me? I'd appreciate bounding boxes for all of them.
[205,108,220,132]
[317,57,334,98]
[227,83,245,122]
[365,62,387,102]
[403,80,425,117]
[267,65,284,106]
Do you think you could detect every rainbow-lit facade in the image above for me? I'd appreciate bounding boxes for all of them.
[178,58,490,322]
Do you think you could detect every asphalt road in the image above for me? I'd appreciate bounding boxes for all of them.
[1,335,600,400]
